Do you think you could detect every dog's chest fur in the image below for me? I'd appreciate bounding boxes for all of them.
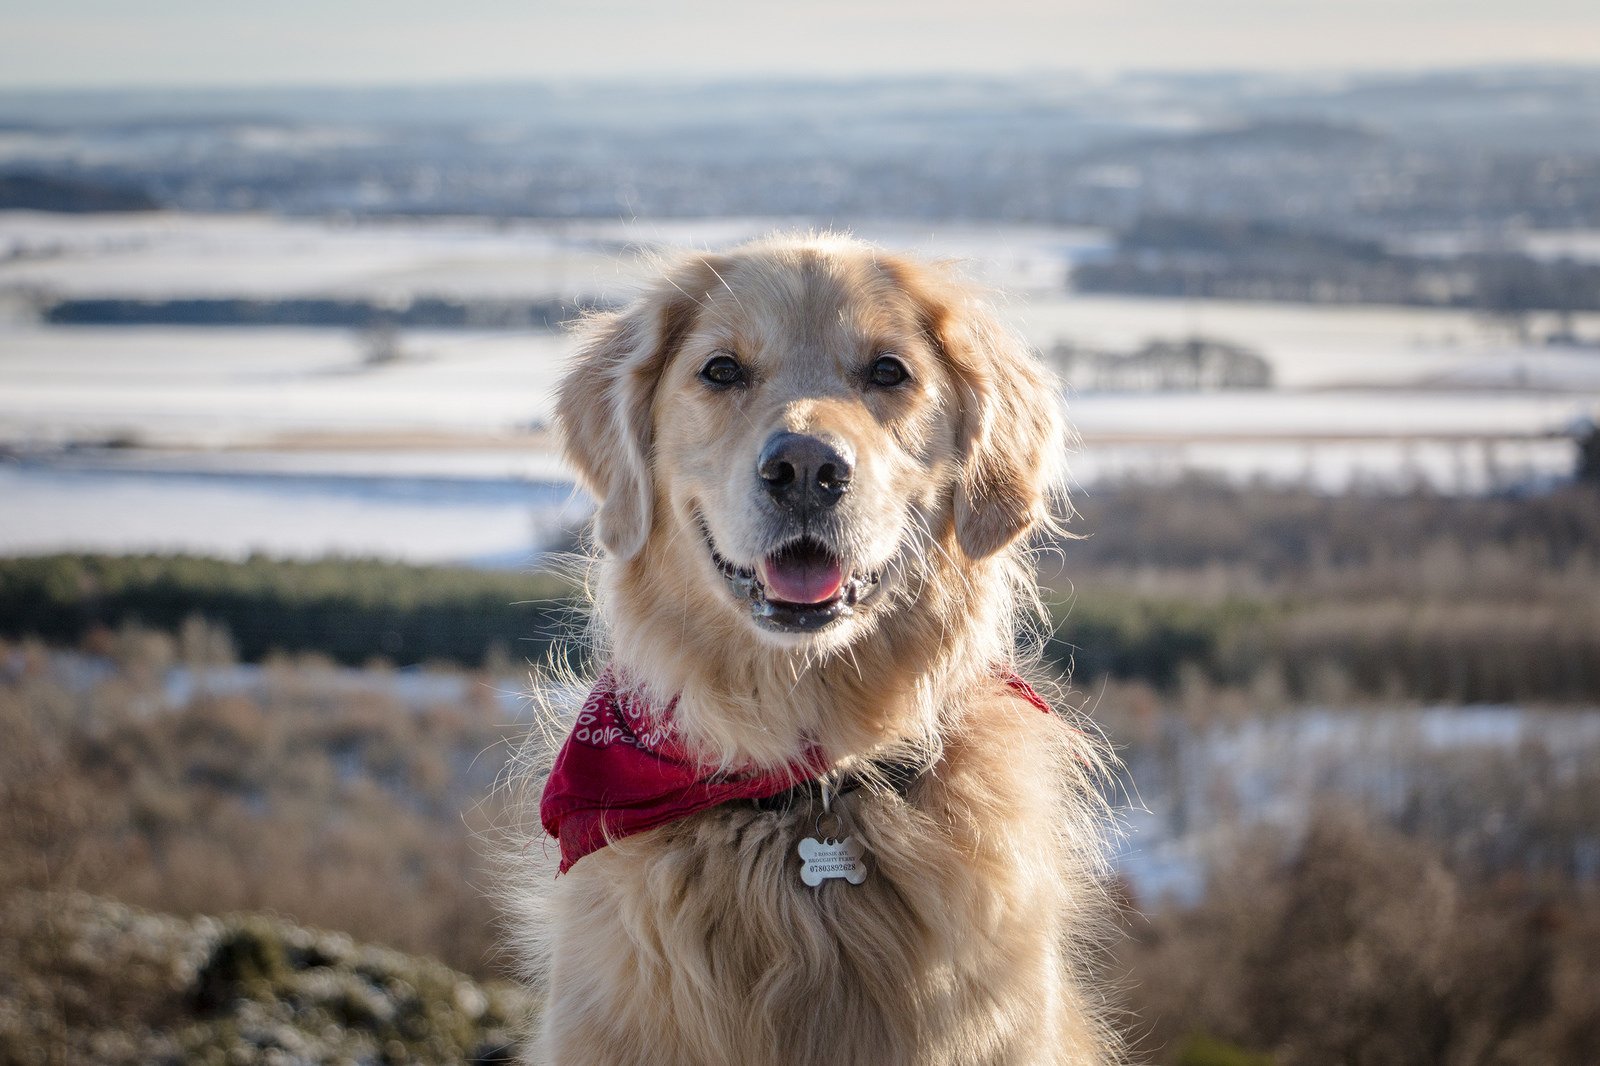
[536,697,1106,1066]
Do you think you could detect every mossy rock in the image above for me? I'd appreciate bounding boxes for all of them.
[1,892,532,1066]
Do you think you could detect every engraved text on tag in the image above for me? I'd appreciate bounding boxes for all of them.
[798,835,868,886]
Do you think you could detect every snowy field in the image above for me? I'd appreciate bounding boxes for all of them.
[0,211,1102,303]
[1115,703,1600,903]
[3,211,1598,563]
[0,325,573,445]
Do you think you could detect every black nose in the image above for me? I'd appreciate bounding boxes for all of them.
[758,432,854,510]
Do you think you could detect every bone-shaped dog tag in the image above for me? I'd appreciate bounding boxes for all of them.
[798,835,867,886]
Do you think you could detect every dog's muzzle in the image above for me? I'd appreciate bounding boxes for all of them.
[699,520,883,634]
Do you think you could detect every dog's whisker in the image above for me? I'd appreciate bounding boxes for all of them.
[701,259,745,315]
[840,639,865,685]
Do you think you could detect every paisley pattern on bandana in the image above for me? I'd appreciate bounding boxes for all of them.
[539,667,1051,872]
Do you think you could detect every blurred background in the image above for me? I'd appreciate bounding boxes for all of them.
[2,3,1599,1064]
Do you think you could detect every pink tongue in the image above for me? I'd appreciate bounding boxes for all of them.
[759,548,844,605]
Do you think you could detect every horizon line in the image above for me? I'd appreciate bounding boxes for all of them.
[3,59,1599,98]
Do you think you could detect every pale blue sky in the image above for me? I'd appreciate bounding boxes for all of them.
[2,0,1598,88]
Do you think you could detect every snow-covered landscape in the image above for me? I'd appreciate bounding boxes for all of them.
[4,211,1596,563]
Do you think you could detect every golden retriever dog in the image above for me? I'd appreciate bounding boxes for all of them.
[508,234,1116,1065]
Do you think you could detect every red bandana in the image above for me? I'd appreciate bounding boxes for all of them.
[540,667,1051,873]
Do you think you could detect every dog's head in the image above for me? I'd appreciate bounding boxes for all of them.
[557,234,1064,657]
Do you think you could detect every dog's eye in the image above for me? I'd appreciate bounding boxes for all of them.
[699,353,745,388]
[868,354,909,388]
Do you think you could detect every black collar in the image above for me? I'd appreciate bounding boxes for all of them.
[752,753,928,812]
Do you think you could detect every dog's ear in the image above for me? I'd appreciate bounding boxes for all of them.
[556,256,721,560]
[946,308,1067,560]
[889,258,1067,560]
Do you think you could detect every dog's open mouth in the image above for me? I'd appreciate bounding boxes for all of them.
[700,522,881,633]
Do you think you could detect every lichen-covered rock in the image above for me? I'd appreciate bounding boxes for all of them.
[0,892,532,1065]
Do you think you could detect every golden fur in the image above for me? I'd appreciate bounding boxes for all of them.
[506,234,1118,1065]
